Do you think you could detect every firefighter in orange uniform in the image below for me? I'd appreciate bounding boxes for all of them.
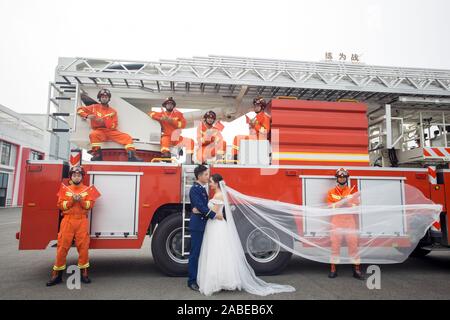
[77,88,142,162]
[326,168,364,280]
[46,166,101,286]
[148,97,194,164]
[232,97,271,161]
[197,111,227,164]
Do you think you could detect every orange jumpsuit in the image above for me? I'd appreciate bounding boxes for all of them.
[232,111,271,157]
[77,104,135,152]
[53,183,100,271]
[149,108,194,155]
[197,121,227,163]
[326,185,360,264]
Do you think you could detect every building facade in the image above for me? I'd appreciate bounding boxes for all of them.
[0,104,59,207]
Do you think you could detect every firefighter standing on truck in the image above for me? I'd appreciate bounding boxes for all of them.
[148,97,195,164]
[326,168,364,280]
[196,110,226,164]
[77,88,143,162]
[46,166,101,286]
[232,97,271,161]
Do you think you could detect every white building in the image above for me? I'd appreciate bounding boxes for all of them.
[0,104,68,207]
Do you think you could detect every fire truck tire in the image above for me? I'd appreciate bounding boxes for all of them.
[242,225,293,276]
[151,214,188,277]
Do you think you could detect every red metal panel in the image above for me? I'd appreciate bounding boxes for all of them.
[19,162,65,250]
[270,99,369,166]
[80,164,182,249]
[17,148,31,206]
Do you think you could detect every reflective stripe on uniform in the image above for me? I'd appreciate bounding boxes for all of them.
[331,194,342,200]
[62,201,69,211]
[53,265,66,271]
[78,262,90,269]
[84,201,91,210]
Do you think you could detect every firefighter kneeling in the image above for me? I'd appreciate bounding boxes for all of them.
[77,88,143,162]
[46,166,101,286]
[326,168,365,280]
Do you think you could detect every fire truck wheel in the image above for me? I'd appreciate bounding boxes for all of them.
[243,226,293,276]
[151,214,189,277]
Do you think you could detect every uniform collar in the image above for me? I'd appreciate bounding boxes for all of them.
[194,181,208,188]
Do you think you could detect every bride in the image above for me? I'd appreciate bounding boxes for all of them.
[196,173,295,296]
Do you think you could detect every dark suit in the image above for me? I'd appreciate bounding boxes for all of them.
[187,182,216,286]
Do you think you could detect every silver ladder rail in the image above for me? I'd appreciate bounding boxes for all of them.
[181,165,196,257]
[46,81,80,133]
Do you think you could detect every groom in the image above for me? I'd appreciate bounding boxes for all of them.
[187,165,223,291]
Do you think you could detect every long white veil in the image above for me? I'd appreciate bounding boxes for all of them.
[220,181,441,268]
[220,181,296,296]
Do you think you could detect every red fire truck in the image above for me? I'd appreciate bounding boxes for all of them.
[17,56,450,276]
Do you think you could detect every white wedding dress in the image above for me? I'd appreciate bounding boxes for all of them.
[197,197,296,296]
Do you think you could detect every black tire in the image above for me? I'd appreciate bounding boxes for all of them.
[151,214,189,276]
[410,247,432,258]
[242,225,293,276]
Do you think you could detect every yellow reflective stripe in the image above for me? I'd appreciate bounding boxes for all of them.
[150,112,156,117]
[104,113,115,117]
[84,201,91,210]
[77,110,85,114]
[62,201,69,210]
[65,192,73,197]
[177,121,182,128]
[80,192,88,197]
[331,194,342,200]
[124,144,134,149]
[53,265,66,271]
[91,143,102,147]
[77,262,90,269]
[259,127,267,133]
[161,147,170,152]
[96,112,102,117]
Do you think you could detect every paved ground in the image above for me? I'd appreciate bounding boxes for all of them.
[1,207,450,300]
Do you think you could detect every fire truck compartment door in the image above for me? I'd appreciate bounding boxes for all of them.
[302,177,336,236]
[88,172,142,238]
[357,178,406,236]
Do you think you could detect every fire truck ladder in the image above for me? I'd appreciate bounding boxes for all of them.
[181,165,198,257]
[46,81,80,133]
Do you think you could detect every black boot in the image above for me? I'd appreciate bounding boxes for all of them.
[328,264,338,279]
[91,149,103,161]
[353,265,365,280]
[46,270,63,287]
[80,268,91,284]
[127,150,143,162]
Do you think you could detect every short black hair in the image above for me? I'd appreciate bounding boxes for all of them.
[194,165,208,179]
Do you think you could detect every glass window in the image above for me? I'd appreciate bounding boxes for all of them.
[0,142,12,166]
[0,173,7,188]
